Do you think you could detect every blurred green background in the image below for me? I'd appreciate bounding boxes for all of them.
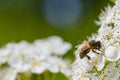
[0,0,113,60]
[0,0,113,80]
[0,0,113,58]
[0,0,112,43]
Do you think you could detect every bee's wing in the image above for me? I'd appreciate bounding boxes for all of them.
[75,43,84,57]
[76,43,86,53]
[75,44,81,48]
[75,43,88,59]
[75,41,87,48]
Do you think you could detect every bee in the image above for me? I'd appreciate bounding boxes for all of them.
[77,40,101,60]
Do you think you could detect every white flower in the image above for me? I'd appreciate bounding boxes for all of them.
[34,36,72,56]
[33,39,52,56]
[100,61,120,80]
[30,57,47,74]
[94,55,105,71]
[46,36,72,56]
[95,5,114,26]
[46,57,60,73]
[72,58,94,80]
[0,68,17,80]
[6,42,33,72]
[55,58,72,77]
[97,26,112,40]
[8,53,31,73]
[0,35,72,80]
[105,46,120,61]
[45,56,72,76]
[0,49,11,64]
[0,35,72,78]
[72,0,120,80]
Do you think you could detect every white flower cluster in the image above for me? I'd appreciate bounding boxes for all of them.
[72,0,120,80]
[0,36,72,80]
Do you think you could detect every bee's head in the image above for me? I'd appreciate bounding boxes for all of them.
[96,41,101,48]
[89,40,101,48]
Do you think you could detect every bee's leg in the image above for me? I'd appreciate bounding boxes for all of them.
[92,49,99,54]
[99,48,103,52]
[86,55,91,60]
[96,48,102,51]
[97,48,103,52]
